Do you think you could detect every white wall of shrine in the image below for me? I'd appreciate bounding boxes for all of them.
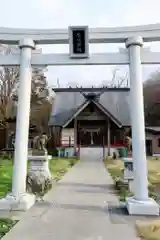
[61,128,74,146]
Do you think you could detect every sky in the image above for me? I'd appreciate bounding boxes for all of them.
[0,0,160,87]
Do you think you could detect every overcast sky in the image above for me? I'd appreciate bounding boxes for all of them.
[0,0,160,87]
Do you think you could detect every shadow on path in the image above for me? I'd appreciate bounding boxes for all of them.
[58,182,113,190]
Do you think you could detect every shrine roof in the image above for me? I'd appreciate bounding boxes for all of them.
[49,89,130,127]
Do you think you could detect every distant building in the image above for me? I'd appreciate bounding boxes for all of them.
[47,87,160,156]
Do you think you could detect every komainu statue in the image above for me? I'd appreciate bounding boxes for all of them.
[124,136,132,152]
[32,133,50,152]
[27,133,52,201]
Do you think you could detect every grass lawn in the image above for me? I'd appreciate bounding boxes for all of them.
[0,157,78,199]
[104,158,130,201]
[49,157,78,181]
[0,156,78,239]
[104,157,160,201]
[0,159,12,199]
[0,219,18,239]
[0,159,16,239]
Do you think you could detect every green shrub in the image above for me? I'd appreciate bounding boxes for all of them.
[119,187,128,201]
[0,218,18,239]
[69,158,77,167]
[48,148,58,157]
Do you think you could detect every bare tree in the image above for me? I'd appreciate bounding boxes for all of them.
[101,68,129,88]
[0,45,52,147]
[143,70,160,125]
[0,66,19,128]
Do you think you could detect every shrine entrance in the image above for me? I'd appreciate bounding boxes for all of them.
[78,124,104,146]
[62,96,124,148]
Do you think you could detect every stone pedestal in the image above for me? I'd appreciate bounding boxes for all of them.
[28,155,52,178]
[126,197,159,216]
[27,151,53,199]
[128,180,134,193]
[0,193,35,211]
[123,157,134,180]
[123,157,159,215]
[123,157,134,193]
[28,149,48,156]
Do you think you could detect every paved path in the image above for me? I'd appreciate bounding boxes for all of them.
[3,153,138,240]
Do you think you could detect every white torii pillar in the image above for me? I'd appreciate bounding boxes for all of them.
[125,36,159,215]
[0,39,36,210]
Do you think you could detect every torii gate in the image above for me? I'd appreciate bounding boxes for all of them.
[0,24,160,215]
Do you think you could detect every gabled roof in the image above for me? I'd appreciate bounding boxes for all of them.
[92,100,122,127]
[48,90,130,127]
[49,91,84,126]
[145,126,160,134]
[63,100,90,128]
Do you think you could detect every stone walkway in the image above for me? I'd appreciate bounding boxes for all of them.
[3,153,139,240]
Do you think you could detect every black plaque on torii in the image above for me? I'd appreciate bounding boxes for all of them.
[69,26,89,58]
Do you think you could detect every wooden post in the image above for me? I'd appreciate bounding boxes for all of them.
[107,118,111,156]
[74,118,77,153]
[103,135,105,161]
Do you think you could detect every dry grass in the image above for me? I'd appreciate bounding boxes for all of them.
[106,157,160,184]
[105,158,123,169]
[148,157,160,171]
[136,220,160,240]
[147,158,160,184]
[105,157,160,239]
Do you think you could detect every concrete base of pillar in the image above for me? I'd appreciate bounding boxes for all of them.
[0,193,36,211]
[126,196,159,216]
